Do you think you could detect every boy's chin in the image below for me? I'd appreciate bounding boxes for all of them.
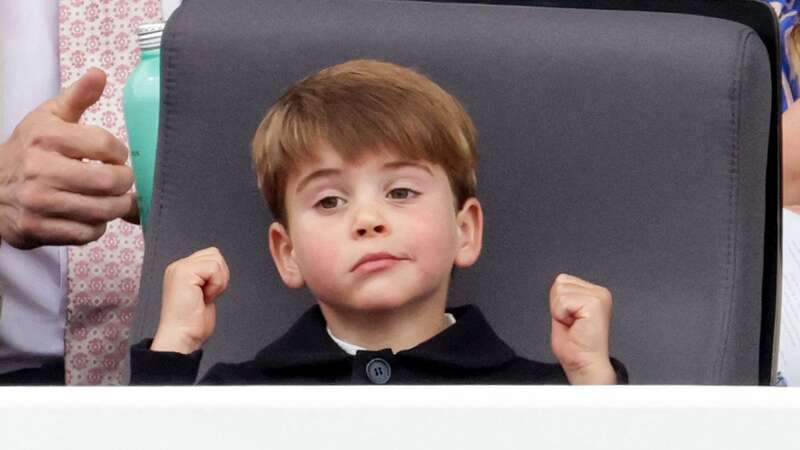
[317,287,432,315]
[320,295,417,313]
[313,273,446,314]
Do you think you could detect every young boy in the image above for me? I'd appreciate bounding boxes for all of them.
[130,60,627,385]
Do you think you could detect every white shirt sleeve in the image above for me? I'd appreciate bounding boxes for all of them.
[0,0,67,375]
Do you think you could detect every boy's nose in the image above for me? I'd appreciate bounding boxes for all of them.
[356,223,386,237]
[352,207,389,238]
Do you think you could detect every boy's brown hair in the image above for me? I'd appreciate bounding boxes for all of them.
[251,59,478,223]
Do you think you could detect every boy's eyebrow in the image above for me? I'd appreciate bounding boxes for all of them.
[295,168,341,194]
[295,162,433,193]
[382,161,434,176]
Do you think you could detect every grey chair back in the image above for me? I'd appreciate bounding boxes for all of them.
[130,0,780,384]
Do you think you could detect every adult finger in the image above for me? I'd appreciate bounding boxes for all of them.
[48,68,106,124]
[35,122,129,165]
[28,150,134,196]
[21,187,139,224]
[11,215,106,248]
[121,193,140,225]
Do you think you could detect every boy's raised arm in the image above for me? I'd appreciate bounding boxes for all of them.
[548,273,617,385]
[150,247,231,354]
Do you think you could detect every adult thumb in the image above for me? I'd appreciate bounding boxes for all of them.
[52,67,107,123]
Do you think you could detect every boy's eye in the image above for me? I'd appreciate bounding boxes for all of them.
[387,188,417,200]
[316,196,345,209]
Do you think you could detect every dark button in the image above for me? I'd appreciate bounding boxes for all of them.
[365,358,391,384]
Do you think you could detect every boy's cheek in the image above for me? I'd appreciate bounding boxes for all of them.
[294,237,343,291]
[297,242,339,275]
[405,213,460,268]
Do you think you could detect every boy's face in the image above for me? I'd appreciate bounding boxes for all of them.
[268,143,483,314]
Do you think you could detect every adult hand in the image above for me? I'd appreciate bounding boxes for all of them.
[549,273,617,385]
[0,68,138,250]
[152,247,231,354]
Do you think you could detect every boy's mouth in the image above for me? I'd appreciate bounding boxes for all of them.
[351,252,407,273]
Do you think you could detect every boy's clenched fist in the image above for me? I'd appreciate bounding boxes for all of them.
[549,273,616,384]
[152,247,231,354]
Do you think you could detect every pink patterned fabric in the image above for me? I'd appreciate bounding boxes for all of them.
[59,0,160,385]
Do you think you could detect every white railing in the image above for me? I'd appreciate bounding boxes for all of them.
[2,386,798,449]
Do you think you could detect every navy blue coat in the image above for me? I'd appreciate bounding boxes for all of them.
[130,304,627,385]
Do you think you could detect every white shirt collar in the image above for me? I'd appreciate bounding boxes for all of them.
[326,313,456,356]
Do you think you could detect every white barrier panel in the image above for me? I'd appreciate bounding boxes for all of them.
[1,386,799,449]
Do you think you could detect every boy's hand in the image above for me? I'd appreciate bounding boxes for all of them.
[151,247,231,354]
[549,273,616,384]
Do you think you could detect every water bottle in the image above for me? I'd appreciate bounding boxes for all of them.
[123,22,164,231]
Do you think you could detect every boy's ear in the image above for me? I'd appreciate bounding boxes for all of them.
[454,197,483,268]
[268,222,305,288]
